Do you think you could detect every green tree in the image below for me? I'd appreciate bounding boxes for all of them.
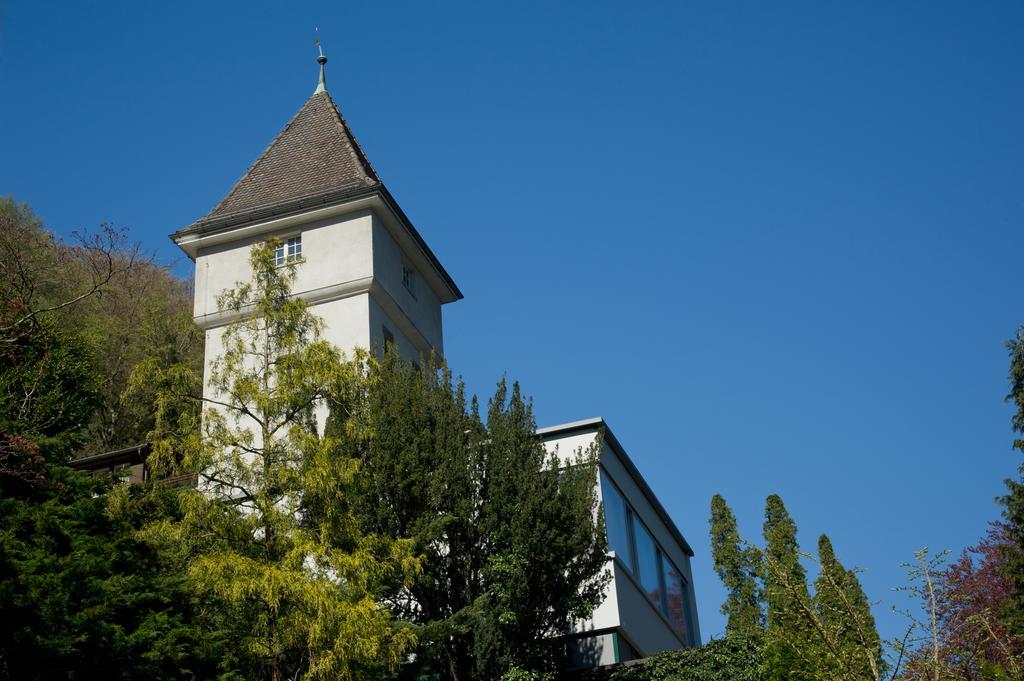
[812,534,884,681]
[73,261,202,454]
[0,199,231,679]
[0,197,109,468]
[705,495,889,680]
[762,494,814,681]
[0,470,229,680]
[1002,325,1024,638]
[0,196,201,457]
[144,240,416,681]
[709,494,763,637]
[0,320,100,473]
[0,282,225,679]
[0,197,135,350]
[339,351,608,681]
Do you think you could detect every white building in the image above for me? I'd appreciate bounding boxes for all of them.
[171,54,699,668]
[541,419,700,666]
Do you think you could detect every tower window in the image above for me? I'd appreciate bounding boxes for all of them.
[382,326,395,354]
[402,264,417,298]
[274,236,302,266]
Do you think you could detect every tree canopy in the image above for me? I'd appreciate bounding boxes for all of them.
[144,240,418,681]
[1001,325,1024,639]
[709,494,761,638]
[0,196,201,458]
[337,351,609,681]
[0,199,229,680]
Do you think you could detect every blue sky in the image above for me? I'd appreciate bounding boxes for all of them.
[2,1,1023,645]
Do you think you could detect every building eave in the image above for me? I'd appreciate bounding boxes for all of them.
[171,185,463,304]
[69,443,151,471]
[375,185,464,302]
[172,184,382,242]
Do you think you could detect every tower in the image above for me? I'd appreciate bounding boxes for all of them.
[167,50,700,668]
[171,50,462,396]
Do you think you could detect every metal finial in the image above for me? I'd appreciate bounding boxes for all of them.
[314,29,327,94]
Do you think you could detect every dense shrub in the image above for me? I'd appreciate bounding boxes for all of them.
[568,636,762,681]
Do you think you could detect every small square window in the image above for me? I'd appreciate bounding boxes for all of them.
[274,236,302,266]
[402,264,417,298]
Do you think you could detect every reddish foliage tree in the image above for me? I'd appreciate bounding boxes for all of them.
[0,434,46,489]
[904,523,1022,680]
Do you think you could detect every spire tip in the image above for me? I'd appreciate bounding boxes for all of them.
[314,29,328,94]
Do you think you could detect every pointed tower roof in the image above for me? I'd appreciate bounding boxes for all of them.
[181,90,380,233]
[173,52,462,302]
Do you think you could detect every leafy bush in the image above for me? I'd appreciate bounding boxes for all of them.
[568,636,762,681]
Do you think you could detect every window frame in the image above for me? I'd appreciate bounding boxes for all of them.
[661,552,693,644]
[600,469,637,575]
[273,234,303,267]
[631,511,664,611]
[401,262,417,299]
[600,464,694,646]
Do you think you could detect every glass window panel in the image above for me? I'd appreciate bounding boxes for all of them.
[633,515,662,608]
[663,555,690,642]
[274,236,302,265]
[600,471,634,573]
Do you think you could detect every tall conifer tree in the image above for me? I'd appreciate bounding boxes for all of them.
[813,534,883,680]
[709,494,763,637]
[339,352,608,681]
[1002,325,1024,637]
[762,494,814,681]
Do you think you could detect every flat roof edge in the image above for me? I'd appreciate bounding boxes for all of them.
[537,417,695,558]
[536,416,605,436]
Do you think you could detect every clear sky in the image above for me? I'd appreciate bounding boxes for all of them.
[2,0,1022,645]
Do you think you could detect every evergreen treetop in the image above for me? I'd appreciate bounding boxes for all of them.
[339,351,609,681]
[708,494,763,637]
[761,494,814,681]
[813,534,884,681]
[1002,326,1024,638]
